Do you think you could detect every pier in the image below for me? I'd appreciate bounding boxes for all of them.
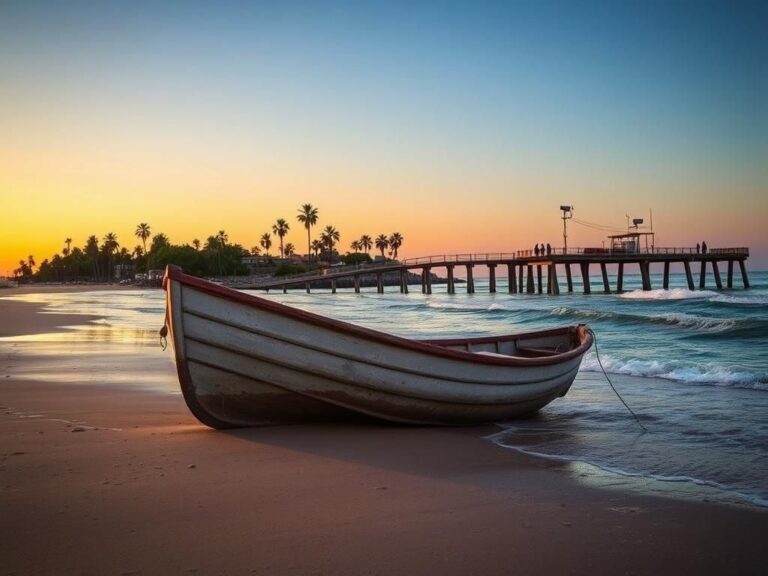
[248,247,751,295]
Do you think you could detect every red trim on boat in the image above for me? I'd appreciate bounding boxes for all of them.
[163,265,593,367]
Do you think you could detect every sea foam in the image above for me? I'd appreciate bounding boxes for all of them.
[620,288,718,300]
[580,352,767,389]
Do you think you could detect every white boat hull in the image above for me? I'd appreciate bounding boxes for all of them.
[163,266,592,428]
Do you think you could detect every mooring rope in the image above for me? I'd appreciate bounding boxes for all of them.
[587,328,647,433]
[159,305,169,351]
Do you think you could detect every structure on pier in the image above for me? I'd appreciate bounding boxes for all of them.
[607,231,655,254]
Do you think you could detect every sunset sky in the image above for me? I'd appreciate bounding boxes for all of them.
[1,0,766,274]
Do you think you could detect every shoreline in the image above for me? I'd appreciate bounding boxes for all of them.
[0,282,143,295]
[1,290,765,574]
[0,298,103,337]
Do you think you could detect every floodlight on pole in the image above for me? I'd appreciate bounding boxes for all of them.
[560,205,573,254]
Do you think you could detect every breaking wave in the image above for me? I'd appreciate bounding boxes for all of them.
[551,307,748,333]
[620,288,718,300]
[580,352,768,390]
[708,293,768,307]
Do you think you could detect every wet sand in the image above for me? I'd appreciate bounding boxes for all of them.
[0,283,138,336]
[0,293,765,575]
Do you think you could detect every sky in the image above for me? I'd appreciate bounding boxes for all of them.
[1,0,767,274]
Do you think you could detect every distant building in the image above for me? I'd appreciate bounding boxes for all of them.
[606,232,656,254]
[113,263,134,280]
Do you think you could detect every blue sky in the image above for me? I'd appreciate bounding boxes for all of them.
[2,0,767,269]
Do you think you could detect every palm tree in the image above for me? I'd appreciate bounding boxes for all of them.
[296,203,319,262]
[389,232,404,260]
[260,233,272,256]
[134,224,151,273]
[320,225,340,264]
[135,223,151,254]
[150,233,170,253]
[311,239,323,259]
[350,240,361,253]
[60,245,71,280]
[204,235,223,275]
[204,235,220,251]
[118,247,130,265]
[284,243,296,257]
[217,230,228,247]
[272,218,290,258]
[375,234,389,259]
[27,255,35,273]
[103,233,118,282]
[85,235,100,280]
[192,238,201,251]
[359,234,372,255]
[15,260,30,280]
[250,245,261,256]
[133,245,144,259]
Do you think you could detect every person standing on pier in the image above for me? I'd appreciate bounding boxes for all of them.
[697,243,700,254]
[546,243,551,255]
[534,244,540,256]
[702,241,708,254]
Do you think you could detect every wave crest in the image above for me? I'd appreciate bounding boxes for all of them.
[709,294,768,306]
[581,352,768,389]
[620,288,718,300]
[552,307,741,333]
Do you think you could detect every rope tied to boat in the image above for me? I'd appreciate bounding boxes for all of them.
[587,328,647,433]
[159,305,169,351]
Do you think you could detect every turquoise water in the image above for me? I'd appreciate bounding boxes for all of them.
[1,271,766,507]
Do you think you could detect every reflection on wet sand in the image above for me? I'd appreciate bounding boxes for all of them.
[0,324,159,346]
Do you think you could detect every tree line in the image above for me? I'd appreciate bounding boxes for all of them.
[13,203,405,282]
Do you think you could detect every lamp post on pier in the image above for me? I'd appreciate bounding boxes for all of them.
[560,205,573,254]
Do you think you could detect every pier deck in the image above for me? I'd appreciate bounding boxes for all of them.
[246,247,750,295]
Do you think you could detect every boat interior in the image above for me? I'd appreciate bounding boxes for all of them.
[424,330,577,359]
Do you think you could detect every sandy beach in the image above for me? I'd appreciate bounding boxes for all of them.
[1,288,765,575]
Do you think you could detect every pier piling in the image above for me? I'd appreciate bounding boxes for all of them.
[739,260,750,288]
[600,263,611,293]
[550,264,560,295]
[580,262,591,294]
[683,261,695,290]
[727,261,734,289]
[537,265,543,294]
[617,262,624,293]
[507,264,517,294]
[712,261,723,290]
[640,261,652,291]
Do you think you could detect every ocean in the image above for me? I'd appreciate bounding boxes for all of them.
[2,270,767,508]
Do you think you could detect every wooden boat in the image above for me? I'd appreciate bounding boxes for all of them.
[163,265,593,428]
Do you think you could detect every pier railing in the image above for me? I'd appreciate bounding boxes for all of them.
[400,247,750,261]
[516,247,750,257]
[399,253,518,265]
